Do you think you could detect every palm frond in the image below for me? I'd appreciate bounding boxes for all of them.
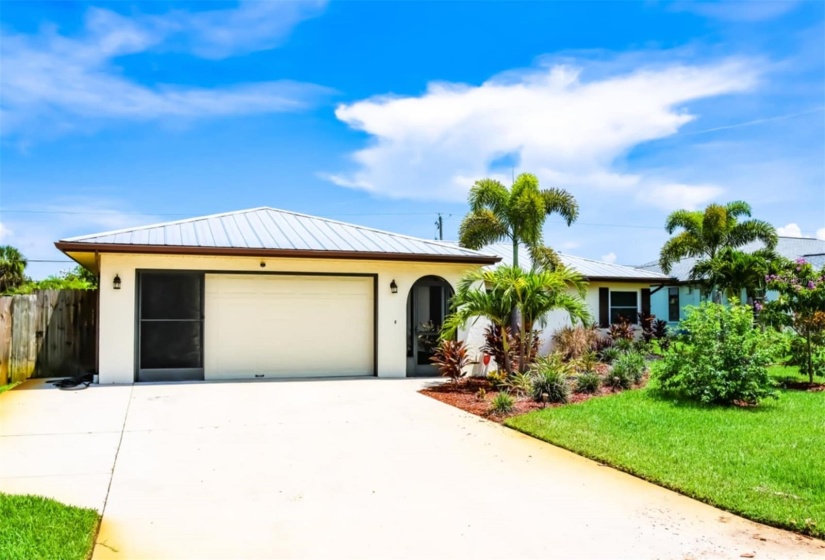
[467,178,510,215]
[540,188,579,226]
[728,219,778,251]
[664,209,702,236]
[458,209,509,250]
[659,232,703,274]
[724,200,753,219]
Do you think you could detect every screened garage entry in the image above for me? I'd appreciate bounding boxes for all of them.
[203,274,375,379]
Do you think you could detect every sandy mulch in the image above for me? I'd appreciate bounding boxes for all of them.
[420,375,643,423]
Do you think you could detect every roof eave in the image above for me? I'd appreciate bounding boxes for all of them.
[54,242,502,265]
[583,275,675,283]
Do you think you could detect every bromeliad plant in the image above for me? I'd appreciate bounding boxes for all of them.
[762,258,825,384]
[430,340,472,384]
[443,265,590,374]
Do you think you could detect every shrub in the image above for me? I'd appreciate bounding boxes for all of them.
[489,392,515,415]
[481,325,513,374]
[576,351,598,374]
[654,302,777,405]
[475,388,487,401]
[529,354,571,403]
[598,346,620,364]
[608,317,635,341]
[486,370,507,390]
[552,325,599,361]
[612,351,646,385]
[575,371,601,394]
[592,334,614,354]
[505,371,533,397]
[652,319,671,351]
[604,365,634,390]
[614,337,634,353]
[430,340,471,384]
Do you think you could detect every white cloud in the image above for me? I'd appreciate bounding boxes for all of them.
[817,228,825,241]
[0,3,329,138]
[0,222,13,244]
[776,222,804,237]
[601,252,617,264]
[640,183,724,211]
[328,56,759,203]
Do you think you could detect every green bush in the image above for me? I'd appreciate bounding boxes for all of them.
[613,351,646,384]
[599,347,621,364]
[489,392,515,415]
[614,338,634,353]
[505,371,533,397]
[529,354,571,403]
[575,371,601,394]
[605,366,633,390]
[653,302,777,405]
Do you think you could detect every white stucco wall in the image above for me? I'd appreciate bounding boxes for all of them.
[98,252,480,384]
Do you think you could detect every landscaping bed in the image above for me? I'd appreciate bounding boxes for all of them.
[0,493,100,560]
[504,366,825,539]
[420,373,647,422]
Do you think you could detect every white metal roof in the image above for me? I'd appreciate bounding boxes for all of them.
[57,207,499,263]
[637,236,825,281]
[483,242,671,281]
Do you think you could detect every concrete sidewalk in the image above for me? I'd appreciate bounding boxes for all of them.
[1,378,823,559]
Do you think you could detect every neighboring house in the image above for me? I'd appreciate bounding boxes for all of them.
[55,207,499,384]
[464,243,670,358]
[638,236,825,325]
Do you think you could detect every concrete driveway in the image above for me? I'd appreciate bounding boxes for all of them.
[1,378,823,560]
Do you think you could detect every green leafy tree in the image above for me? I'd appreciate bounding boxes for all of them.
[443,265,590,373]
[689,247,776,303]
[458,173,578,270]
[762,258,825,384]
[0,245,27,294]
[658,202,777,290]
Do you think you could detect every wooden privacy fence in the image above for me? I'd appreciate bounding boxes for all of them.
[0,290,97,385]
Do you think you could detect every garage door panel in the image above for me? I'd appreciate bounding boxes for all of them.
[204,275,374,379]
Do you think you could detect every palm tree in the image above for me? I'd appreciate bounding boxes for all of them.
[458,173,578,270]
[443,266,590,373]
[689,247,776,303]
[0,245,27,294]
[658,202,778,292]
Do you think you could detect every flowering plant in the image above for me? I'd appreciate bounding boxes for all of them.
[762,258,825,383]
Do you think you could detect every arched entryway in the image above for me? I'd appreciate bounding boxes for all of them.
[406,276,454,377]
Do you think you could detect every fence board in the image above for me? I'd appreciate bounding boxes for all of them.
[0,290,97,383]
[0,299,11,385]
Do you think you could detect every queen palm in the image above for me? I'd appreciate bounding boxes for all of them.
[658,202,778,288]
[443,266,589,373]
[458,173,578,270]
[0,245,27,294]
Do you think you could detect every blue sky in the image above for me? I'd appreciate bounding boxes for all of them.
[1,0,823,278]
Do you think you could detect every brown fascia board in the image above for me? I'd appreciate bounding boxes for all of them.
[54,242,502,265]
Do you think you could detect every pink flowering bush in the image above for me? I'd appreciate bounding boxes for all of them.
[763,258,825,383]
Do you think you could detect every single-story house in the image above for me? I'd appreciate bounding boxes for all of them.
[56,207,500,384]
[637,236,825,325]
[464,243,671,357]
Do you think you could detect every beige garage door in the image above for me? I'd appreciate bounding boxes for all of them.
[204,274,374,379]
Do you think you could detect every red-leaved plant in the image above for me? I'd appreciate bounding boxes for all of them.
[430,340,472,384]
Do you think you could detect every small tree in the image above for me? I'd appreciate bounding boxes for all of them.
[443,265,590,374]
[0,245,27,294]
[763,258,825,384]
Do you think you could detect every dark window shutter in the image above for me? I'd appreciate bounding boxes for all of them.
[599,288,609,327]
[641,288,651,316]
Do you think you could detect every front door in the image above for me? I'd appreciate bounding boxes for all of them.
[407,277,453,376]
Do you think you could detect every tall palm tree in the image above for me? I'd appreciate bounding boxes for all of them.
[689,247,776,303]
[658,201,778,284]
[459,173,578,270]
[0,245,27,294]
[443,266,589,373]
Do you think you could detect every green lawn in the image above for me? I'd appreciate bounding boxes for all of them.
[0,493,100,560]
[0,382,19,395]
[505,366,825,538]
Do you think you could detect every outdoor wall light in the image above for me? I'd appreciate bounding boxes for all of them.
[390,279,398,294]
[113,274,121,290]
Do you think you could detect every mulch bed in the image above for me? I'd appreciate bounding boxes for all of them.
[420,375,645,423]
[779,379,825,392]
